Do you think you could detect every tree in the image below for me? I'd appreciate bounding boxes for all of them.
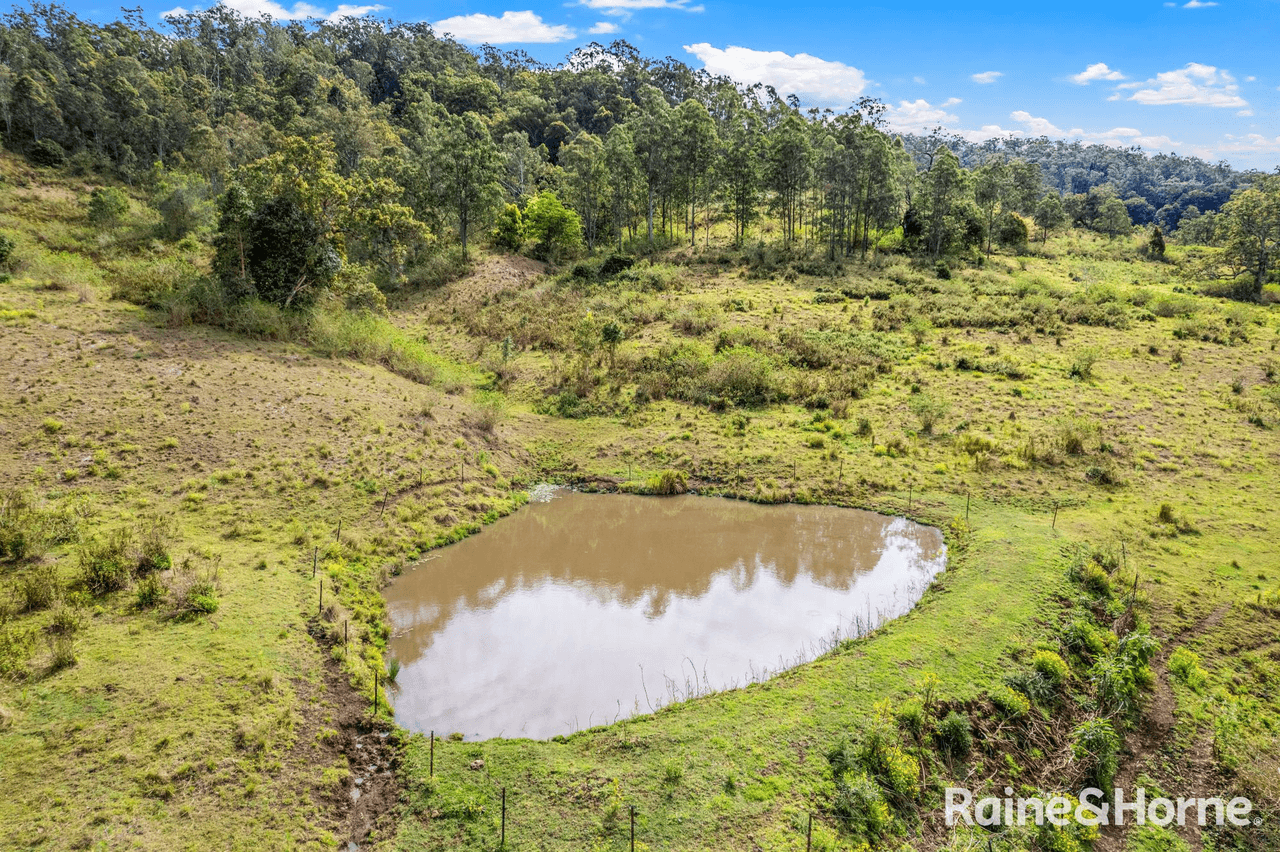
[631,87,672,245]
[720,112,761,246]
[1034,193,1067,243]
[244,197,340,308]
[603,124,641,251]
[1219,174,1280,300]
[492,203,524,251]
[766,112,811,244]
[973,161,1008,256]
[560,132,609,250]
[154,172,213,239]
[1097,197,1132,239]
[524,192,582,261]
[918,147,968,257]
[213,183,254,300]
[1146,226,1166,259]
[88,187,129,226]
[432,112,502,260]
[674,99,717,247]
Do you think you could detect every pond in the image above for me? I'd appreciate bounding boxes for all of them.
[385,489,945,740]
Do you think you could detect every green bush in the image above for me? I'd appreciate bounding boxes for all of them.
[15,563,60,612]
[78,529,133,595]
[909,392,949,434]
[934,711,972,761]
[1062,618,1115,659]
[831,773,891,842]
[1032,650,1071,687]
[894,700,928,739]
[645,469,687,495]
[1072,718,1120,789]
[702,346,775,406]
[135,515,174,575]
[88,187,129,225]
[1168,648,1208,693]
[134,573,166,609]
[0,233,15,270]
[491,203,524,251]
[990,685,1031,718]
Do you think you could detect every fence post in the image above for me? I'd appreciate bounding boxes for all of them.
[806,812,812,852]
[430,730,434,777]
[630,805,636,852]
[501,787,506,847]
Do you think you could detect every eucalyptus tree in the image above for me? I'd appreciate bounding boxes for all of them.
[1219,174,1280,300]
[766,111,811,245]
[431,112,503,259]
[719,110,762,246]
[674,98,718,247]
[631,86,672,244]
[560,131,609,250]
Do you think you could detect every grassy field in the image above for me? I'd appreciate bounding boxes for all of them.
[1,155,1278,851]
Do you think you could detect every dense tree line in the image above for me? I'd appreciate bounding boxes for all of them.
[0,4,1275,304]
[904,132,1252,234]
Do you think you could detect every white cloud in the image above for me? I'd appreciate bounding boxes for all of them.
[883,98,962,133]
[1070,63,1125,85]
[1214,133,1280,154]
[589,21,620,33]
[1182,0,1218,7]
[579,0,703,17]
[1237,109,1254,117]
[1123,63,1247,107]
[913,75,927,85]
[683,44,868,105]
[433,10,575,43]
[971,71,1003,84]
[163,0,382,18]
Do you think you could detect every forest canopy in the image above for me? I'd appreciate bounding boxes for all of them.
[0,3,1276,305]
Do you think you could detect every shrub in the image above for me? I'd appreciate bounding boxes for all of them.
[990,685,1031,718]
[1168,648,1208,693]
[645,469,687,496]
[702,346,775,406]
[154,172,213,239]
[78,529,134,595]
[135,515,174,575]
[935,711,972,762]
[1069,346,1102,380]
[895,700,928,739]
[1032,650,1071,687]
[1091,632,1160,716]
[491,203,524,251]
[909,392,949,434]
[467,393,507,434]
[15,563,61,612]
[88,187,129,225]
[169,557,220,617]
[134,573,166,609]
[28,138,65,167]
[524,192,582,261]
[0,233,15,270]
[599,254,634,277]
[1062,619,1114,658]
[831,773,890,842]
[1075,561,1112,598]
[1072,719,1120,790]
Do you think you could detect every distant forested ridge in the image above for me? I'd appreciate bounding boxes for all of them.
[0,4,1276,303]
[902,133,1250,232]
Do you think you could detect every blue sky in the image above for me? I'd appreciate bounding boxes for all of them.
[128,0,1280,169]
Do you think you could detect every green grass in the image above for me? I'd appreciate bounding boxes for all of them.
[0,154,1278,850]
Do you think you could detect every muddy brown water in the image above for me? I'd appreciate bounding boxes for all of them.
[385,489,945,740]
